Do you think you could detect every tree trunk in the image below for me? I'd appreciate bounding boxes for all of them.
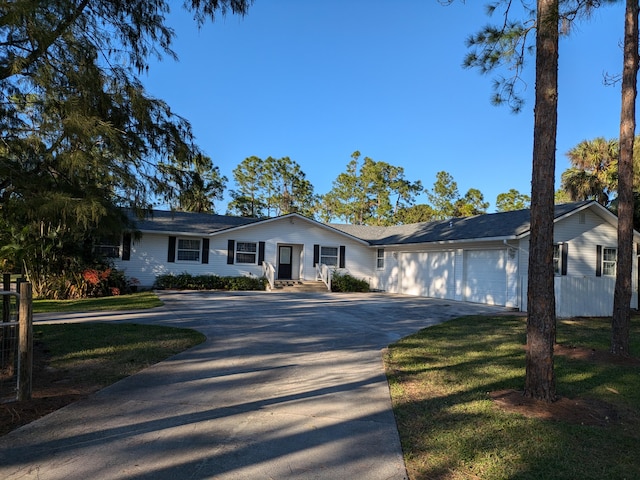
[524,0,559,402]
[612,0,638,357]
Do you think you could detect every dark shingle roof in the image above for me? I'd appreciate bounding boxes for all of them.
[329,201,593,246]
[129,210,259,235]
[127,201,596,245]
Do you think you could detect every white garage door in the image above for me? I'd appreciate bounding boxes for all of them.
[400,251,455,299]
[463,250,507,306]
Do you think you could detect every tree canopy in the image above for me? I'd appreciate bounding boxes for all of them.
[0,0,252,290]
[320,151,423,225]
[227,156,316,218]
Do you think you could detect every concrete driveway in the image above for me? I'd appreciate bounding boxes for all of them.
[0,291,509,479]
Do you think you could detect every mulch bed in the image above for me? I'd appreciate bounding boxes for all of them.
[0,341,99,437]
[489,344,640,426]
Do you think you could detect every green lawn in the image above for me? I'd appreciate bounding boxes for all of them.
[31,291,201,388]
[34,322,205,386]
[385,315,640,480]
[33,291,163,313]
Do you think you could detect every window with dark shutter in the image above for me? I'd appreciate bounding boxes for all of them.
[168,236,176,263]
[202,238,210,264]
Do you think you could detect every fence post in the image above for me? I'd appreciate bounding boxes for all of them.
[17,282,32,401]
[2,273,9,323]
[1,274,10,373]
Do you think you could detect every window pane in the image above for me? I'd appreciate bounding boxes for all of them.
[553,244,560,275]
[236,242,258,264]
[177,238,200,262]
[603,248,617,276]
[320,246,338,266]
[377,249,384,269]
[96,246,120,258]
[178,250,200,261]
[95,237,120,258]
[321,256,338,266]
[237,253,257,264]
[237,242,257,253]
[178,239,200,250]
[321,247,338,256]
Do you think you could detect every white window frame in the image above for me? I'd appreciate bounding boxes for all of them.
[553,244,561,276]
[602,247,617,276]
[320,246,339,267]
[95,237,121,259]
[177,238,201,262]
[376,248,385,270]
[236,241,258,265]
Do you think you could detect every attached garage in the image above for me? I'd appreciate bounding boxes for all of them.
[463,249,507,306]
[399,251,455,299]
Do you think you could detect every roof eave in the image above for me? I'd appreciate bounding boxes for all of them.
[371,235,519,248]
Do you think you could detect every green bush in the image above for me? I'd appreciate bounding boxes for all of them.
[153,273,266,291]
[330,271,370,292]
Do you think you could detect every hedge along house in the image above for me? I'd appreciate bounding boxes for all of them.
[110,201,639,318]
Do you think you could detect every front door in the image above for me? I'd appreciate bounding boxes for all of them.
[278,246,292,279]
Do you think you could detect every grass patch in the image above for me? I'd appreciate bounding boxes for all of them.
[33,291,163,313]
[385,315,640,480]
[34,322,206,386]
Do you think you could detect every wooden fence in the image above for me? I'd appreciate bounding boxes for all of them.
[0,274,32,401]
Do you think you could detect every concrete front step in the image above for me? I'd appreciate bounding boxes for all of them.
[269,280,329,293]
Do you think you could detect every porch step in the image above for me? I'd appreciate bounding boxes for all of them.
[269,280,329,293]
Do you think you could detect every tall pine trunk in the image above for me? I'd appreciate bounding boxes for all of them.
[524,0,559,402]
[612,0,638,357]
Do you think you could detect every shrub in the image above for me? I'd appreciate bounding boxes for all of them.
[330,271,370,292]
[28,266,137,300]
[153,273,266,291]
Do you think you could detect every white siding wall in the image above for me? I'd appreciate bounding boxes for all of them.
[114,217,375,287]
[518,209,638,316]
[113,233,213,287]
[370,248,399,292]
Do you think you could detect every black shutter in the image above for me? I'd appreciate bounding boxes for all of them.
[227,240,235,265]
[561,243,568,276]
[313,244,320,266]
[122,233,131,261]
[168,236,176,263]
[202,238,210,264]
[596,245,602,277]
[339,245,346,268]
[258,241,265,264]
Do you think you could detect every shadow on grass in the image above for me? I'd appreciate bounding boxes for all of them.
[386,315,640,480]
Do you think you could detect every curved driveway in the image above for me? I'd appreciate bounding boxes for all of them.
[0,291,509,480]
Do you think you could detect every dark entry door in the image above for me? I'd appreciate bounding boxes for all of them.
[278,246,292,279]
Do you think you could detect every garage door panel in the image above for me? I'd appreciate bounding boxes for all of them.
[400,251,454,299]
[463,250,506,305]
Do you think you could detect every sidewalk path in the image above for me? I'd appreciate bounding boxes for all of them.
[0,291,509,479]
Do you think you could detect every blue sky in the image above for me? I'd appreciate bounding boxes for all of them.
[142,1,627,213]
